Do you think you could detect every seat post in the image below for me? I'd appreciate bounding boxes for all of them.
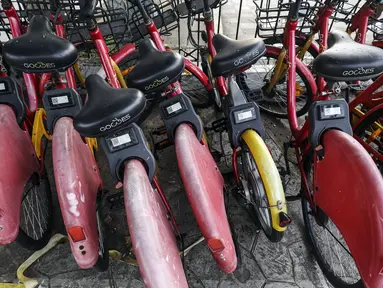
[228,75,247,107]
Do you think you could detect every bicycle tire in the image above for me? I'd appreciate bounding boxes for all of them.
[353,108,383,175]
[15,171,53,251]
[237,37,317,118]
[302,153,364,288]
[239,130,286,242]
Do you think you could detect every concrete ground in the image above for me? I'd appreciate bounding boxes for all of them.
[0,0,367,286]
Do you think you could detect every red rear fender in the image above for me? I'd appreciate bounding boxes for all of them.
[315,130,383,287]
[52,117,102,268]
[0,105,39,244]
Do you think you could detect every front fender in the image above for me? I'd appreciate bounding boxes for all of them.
[0,105,39,244]
[315,130,383,288]
[52,117,102,269]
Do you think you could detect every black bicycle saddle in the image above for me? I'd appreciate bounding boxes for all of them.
[313,30,383,81]
[126,39,185,93]
[74,74,146,138]
[211,34,266,77]
[3,15,78,73]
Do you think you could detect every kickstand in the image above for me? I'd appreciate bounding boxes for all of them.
[283,141,292,175]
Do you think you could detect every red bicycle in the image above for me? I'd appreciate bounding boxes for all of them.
[270,0,383,286]
[0,0,55,250]
[74,74,188,287]
[2,2,108,270]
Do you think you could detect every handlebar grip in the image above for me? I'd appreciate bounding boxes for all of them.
[288,0,303,20]
[79,0,97,19]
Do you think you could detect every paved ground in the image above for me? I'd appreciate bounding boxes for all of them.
[1,0,367,286]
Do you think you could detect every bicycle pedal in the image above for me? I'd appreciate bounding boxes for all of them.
[209,118,227,133]
[106,191,125,212]
[285,194,301,202]
[154,139,171,151]
[151,126,167,136]
[211,150,223,162]
[283,141,292,175]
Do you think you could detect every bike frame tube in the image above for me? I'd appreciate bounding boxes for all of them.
[5,7,38,112]
[124,160,188,287]
[349,73,383,110]
[89,27,120,88]
[205,13,228,96]
[52,117,103,268]
[0,105,40,244]
[54,19,76,89]
[348,3,374,44]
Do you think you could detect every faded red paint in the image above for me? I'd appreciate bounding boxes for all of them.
[124,160,188,288]
[175,124,237,273]
[52,117,103,269]
[0,105,39,244]
[315,130,383,288]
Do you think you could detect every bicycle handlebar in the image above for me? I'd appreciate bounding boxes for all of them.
[288,0,303,20]
[78,0,97,19]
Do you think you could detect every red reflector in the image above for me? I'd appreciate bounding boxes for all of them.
[207,238,225,252]
[68,226,86,242]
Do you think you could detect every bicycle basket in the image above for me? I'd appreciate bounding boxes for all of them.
[254,0,321,38]
[128,0,179,43]
[328,0,365,30]
[368,3,383,40]
[175,0,223,17]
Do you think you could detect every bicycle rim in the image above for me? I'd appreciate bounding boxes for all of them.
[241,144,272,236]
[237,42,315,118]
[302,156,363,287]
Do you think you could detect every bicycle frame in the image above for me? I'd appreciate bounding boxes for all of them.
[285,12,383,286]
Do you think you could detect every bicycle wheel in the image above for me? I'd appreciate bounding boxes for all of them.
[118,54,213,109]
[237,38,316,118]
[16,171,53,251]
[353,108,383,175]
[237,130,286,242]
[94,192,109,272]
[302,154,363,288]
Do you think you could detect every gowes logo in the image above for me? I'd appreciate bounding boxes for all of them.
[145,76,169,90]
[342,67,375,76]
[100,114,131,132]
[24,62,55,69]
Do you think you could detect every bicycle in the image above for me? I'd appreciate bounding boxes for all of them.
[183,0,291,242]
[0,0,54,251]
[2,8,108,270]
[68,0,214,110]
[74,74,188,287]
[276,0,383,286]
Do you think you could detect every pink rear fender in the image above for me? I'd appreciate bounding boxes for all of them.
[175,124,237,273]
[52,117,102,269]
[0,105,39,244]
[315,130,383,288]
[124,160,188,288]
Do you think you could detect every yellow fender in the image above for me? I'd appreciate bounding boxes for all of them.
[241,129,287,232]
[31,109,51,160]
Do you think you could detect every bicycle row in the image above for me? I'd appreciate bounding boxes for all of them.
[0,0,382,287]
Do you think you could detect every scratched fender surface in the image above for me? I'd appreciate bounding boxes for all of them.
[315,130,383,288]
[175,124,237,273]
[124,160,188,288]
[52,117,102,269]
[0,105,40,244]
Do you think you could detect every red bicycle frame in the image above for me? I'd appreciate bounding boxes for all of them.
[282,12,383,286]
